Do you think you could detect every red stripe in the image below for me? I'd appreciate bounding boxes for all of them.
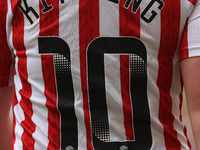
[11,0,20,14]
[79,1,99,149]
[11,2,35,149]
[120,55,134,140]
[157,1,181,149]
[179,22,189,62]
[39,0,60,149]
[119,0,140,140]
[188,0,197,5]
[0,0,12,87]
[11,92,17,150]
[119,0,140,37]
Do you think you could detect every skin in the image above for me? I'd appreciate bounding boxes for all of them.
[0,85,14,150]
[181,57,200,150]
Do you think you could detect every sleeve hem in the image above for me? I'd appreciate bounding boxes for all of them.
[179,47,200,62]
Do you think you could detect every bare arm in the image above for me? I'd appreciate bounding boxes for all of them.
[0,85,14,150]
[181,57,200,150]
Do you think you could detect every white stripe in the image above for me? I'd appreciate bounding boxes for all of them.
[13,57,24,150]
[22,1,49,149]
[59,1,87,149]
[100,0,128,142]
[140,0,166,149]
[104,54,126,142]
[14,47,24,149]
[99,0,119,36]
[13,103,25,150]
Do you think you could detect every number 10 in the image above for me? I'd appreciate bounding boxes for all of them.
[38,37,152,150]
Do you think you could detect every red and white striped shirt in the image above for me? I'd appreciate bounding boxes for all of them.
[1,0,200,149]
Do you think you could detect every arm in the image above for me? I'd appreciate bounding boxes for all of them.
[181,57,200,150]
[0,85,14,150]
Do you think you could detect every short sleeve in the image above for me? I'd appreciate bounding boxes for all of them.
[0,2,14,87]
[179,0,200,61]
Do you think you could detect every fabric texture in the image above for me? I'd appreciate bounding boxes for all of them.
[0,0,200,149]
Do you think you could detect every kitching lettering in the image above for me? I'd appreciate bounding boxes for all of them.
[109,0,164,23]
[18,0,65,24]
[18,0,39,24]
[19,0,164,24]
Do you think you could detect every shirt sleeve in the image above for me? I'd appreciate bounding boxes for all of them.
[0,2,14,87]
[179,0,200,61]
